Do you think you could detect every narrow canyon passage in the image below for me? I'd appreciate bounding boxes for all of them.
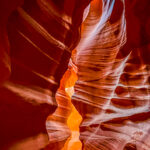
[0,0,150,150]
[46,59,82,150]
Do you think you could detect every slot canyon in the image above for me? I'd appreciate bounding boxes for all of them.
[0,0,150,150]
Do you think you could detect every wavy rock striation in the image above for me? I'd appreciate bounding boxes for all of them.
[0,0,149,150]
[0,0,90,149]
[72,0,150,149]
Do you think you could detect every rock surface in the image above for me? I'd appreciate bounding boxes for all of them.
[72,0,150,150]
[0,0,149,150]
[0,0,90,149]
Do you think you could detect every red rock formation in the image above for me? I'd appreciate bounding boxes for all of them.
[46,59,82,150]
[46,60,76,150]
[0,0,90,149]
[0,0,149,150]
[72,0,150,150]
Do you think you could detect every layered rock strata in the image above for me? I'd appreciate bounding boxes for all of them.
[72,0,150,149]
[0,0,91,149]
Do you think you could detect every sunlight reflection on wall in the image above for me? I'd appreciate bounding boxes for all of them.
[62,60,82,150]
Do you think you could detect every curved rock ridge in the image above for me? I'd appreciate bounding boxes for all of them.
[0,0,91,149]
[46,59,82,150]
[46,60,77,150]
[72,0,150,149]
[0,0,149,149]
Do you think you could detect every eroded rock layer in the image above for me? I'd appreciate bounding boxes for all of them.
[0,0,90,149]
[72,0,150,150]
[0,0,149,150]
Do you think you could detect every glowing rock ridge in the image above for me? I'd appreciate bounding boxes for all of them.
[0,0,149,150]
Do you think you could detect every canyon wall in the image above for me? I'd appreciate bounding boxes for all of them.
[0,0,90,149]
[72,0,150,150]
[0,0,149,150]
